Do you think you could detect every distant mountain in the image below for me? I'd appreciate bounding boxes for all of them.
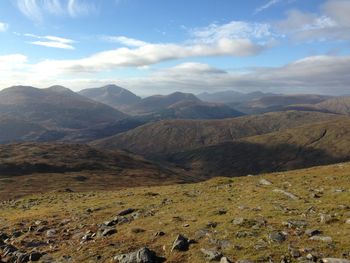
[169,118,350,177]
[0,86,127,130]
[92,111,340,157]
[129,92,201,114]
[198,90,275,103]
[78,84,141,111]
[286,96,350,115]
[232,94,332,114]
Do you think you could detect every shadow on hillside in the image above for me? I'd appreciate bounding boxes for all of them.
[166,141,350,178]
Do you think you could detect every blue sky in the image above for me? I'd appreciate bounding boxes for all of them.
[0,0,350,95]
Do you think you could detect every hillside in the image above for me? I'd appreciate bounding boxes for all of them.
[0,116,47,143]
[169,118,350,177]
[0,86,127,130]
[79,85,141,112]
[1,163,349,262]
[287,96,350,115]
[198,90,275,103]
[128,92,201,114]
[0,143,193,200]
[92,111,341,156]
[232,94,332,114]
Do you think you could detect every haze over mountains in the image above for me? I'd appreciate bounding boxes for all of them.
[1,84,350,180]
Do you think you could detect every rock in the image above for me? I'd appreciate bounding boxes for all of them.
[2,244,18,256]
[12,230,22,238]
[206,222,218,228]
[46,229,57,238]
[209,239,231,249]
[321,259,350,263]
[231,217,245,226]
[29,252,43,261]
[15,252,30,263]
[259,178,272,186]
[273,189,299,200]
[284,219,308,229]
[154,231,165,237]
[220,257,232,263]
[236,231,257,238]
[320,214,335,224]
[346,218,350,224]
[309,235,332,242]
[104,220,117,227]
[236,260,255,263]
[118,208,136,216]
[215,209,227,215]
[171,234,189,252]
[195,229,211,240]
[305,229,322,237]
[101,228,117,237]
[114,247,160,263]
[269,231,286,243]
[200,248,223,261]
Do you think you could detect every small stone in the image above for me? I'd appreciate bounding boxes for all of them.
[29,252,43,261]
[114,247,160,263]
[320,214,334,224]
[154,231,165,237]
[171,234,189,252]
[220,257,232,263]
[118,208,136,216]
[321,259,350,263]
[46,229,56,238]
[101,228,117,237]
[206,222,218,228]
[259,178,272,186]
[284,219,308,229]
[200,248,223,261]
[269,231,286,243]
[346,219,350,224]
[309,235,332,242]
[305,229,322,237]
[273,189,299,200]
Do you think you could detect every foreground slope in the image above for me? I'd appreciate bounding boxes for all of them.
[1,163,349,262]
[92,111,341,156]
[0,143,193,200]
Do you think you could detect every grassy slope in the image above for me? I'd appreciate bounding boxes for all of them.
[0,143,195,200]
[92,111,342,156]
[1,163,349,262]
[169,118,350,177]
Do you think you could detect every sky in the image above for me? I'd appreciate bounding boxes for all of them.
[0,0,350,95]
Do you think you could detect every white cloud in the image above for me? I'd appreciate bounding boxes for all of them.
[16,0,96,21]
[118,56,350,95]
[0,54,27,71]
[190,21,276,43]
[105,36,149,47]
[1,55,350,95]
[0,22,9,32]
[255,0,281,14]
[25,34,75,49]
[27,38,262,76]
[276,0,350,42]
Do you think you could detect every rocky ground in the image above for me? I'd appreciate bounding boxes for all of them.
[1,162,350,262]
